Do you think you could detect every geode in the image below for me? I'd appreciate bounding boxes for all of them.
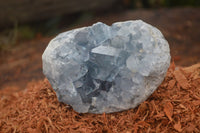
[42,20,171,114]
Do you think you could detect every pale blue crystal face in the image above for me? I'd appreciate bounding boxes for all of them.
[42,20,171,113]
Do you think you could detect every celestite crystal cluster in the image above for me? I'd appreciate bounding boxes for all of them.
[42,20,171,114]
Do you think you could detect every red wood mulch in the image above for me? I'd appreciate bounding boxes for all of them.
[0,62,200,133]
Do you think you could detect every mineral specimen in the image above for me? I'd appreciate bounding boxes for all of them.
[42,20,171,114]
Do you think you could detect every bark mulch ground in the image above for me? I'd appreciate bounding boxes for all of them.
[0,62,200,133]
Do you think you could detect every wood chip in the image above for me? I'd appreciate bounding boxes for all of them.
[167,80,176,89]
[163,102,173,121]
[174,121,182,132]
[174,69,190,89]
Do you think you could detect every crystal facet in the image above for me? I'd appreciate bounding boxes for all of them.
[42,20,171,114]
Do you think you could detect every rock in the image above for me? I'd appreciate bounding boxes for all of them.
[42,20,171,114]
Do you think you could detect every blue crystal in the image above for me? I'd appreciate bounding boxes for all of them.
[42,20,171,113]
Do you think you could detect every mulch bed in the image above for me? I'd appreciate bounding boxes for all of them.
[0,62,200,133]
